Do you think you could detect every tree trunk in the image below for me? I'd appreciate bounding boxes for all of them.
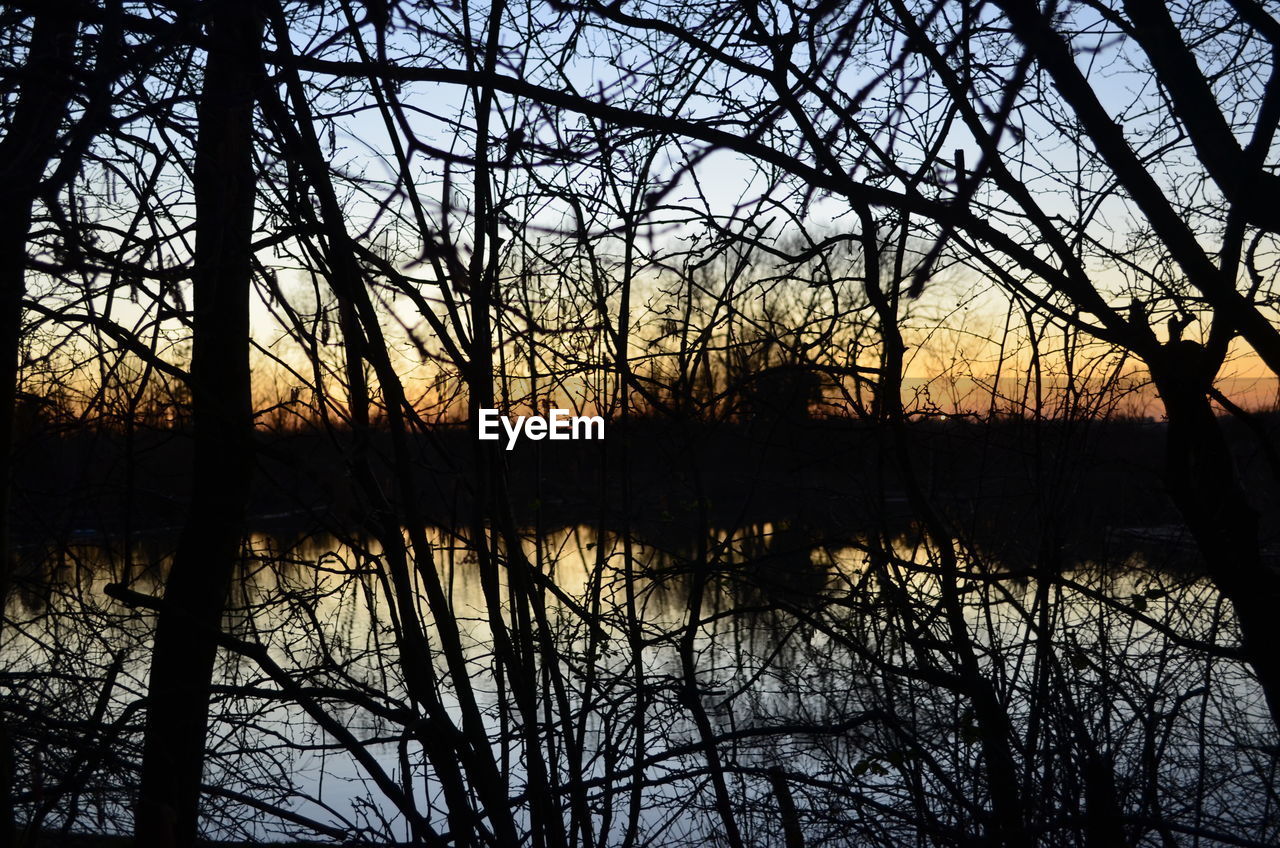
[0,10,79,847]
[1150,341,1280,730]
[134,2,260,845]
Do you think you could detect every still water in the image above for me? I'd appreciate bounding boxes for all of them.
[5,524,1277,845]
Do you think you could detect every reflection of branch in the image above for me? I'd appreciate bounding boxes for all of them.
[504,709,885,803]
[103,582,446,846]
[200,784,350,841]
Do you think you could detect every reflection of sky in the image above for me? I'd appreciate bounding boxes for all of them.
[8,523,1274,842]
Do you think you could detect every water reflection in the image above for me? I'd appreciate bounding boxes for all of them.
[4,523,1276,846]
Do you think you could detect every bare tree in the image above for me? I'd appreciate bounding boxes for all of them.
[134,2,262,844]
[0,6,83,843]
[4,1,1280,846]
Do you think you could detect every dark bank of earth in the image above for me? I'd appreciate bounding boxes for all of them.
[12,412,1280,570]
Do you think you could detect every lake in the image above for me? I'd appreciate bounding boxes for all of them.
[6,522,1277,846]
